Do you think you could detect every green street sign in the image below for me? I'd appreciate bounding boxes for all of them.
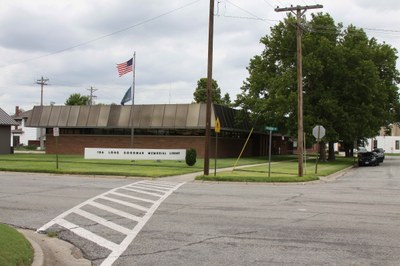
[265,126,278,131]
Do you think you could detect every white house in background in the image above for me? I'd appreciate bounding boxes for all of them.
[11,106,39,146]
[365,124,400,154]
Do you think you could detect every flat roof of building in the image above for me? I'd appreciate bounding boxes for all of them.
[26,104,252,132]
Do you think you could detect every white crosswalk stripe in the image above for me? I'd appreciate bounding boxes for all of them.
[101,195,150,211]
[73,208,131,235]
[121,186,164,197]
[37,180,185,266]
[108,191,157,203]
[87,201,143,222]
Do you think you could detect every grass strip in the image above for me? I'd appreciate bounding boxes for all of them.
[0,154,353,181]
[197,157,354,182]
[0,154,281,177]
[0,224,33,266]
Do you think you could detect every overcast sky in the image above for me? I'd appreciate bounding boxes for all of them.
[1,0,400,114]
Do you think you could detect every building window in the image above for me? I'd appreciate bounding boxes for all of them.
[373,140,378,149]
[396,140,400,150]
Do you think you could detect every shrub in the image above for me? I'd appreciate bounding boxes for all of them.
[25,145,38,150]
[185,148,197,166]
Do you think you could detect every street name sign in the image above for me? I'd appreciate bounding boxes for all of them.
[265,126,278,131]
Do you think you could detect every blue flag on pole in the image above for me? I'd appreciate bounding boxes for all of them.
[121,86,132,105]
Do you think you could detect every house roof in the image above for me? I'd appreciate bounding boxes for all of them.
[0,108,18,126]
[25,104,252,132]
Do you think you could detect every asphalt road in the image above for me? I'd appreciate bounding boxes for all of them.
[0,156,399,265]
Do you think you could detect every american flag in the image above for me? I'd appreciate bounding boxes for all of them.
[116,58,133,77]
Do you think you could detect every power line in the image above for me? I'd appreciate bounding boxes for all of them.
[217,7,400,41]
[217,14,278,24]
[364,27,400,34]
[262,0,275,9]
[0,0,201,69]
[221,0,279,26]
[310,24,400,37]
[275,0,285,7]
[225,0,265,21]
[257,0,400,36]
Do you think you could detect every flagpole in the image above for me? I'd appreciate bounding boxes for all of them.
[131,52,136,148]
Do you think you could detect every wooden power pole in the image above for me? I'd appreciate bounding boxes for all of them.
[204,0,215,176]
[275,4,323,177]
[36,76,49,150]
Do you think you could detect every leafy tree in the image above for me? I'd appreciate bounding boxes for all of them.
[193,78,222,104]
[235,14,301,137]
[236,13,400,158]
[334,26,400,155]
[222,93,232,107]
[65,93,90,105]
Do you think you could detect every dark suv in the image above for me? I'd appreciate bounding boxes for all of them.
[372,148,385,163]
[358,151,379,166]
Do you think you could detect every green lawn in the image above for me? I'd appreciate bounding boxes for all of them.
[0,224,33,266]
[197,156,354,182]
[0,154,354,182]
[0,154,273,177]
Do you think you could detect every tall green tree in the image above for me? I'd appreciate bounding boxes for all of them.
[193,78,222,104]
[65,93,90,105]
[222,92,232,107]
[236,13,400,157]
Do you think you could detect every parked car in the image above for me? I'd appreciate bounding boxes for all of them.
[358,147,367,153]
[358,151,379,166]
[372,148,385,163]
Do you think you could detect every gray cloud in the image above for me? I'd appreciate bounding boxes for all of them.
[0,0,399,115]
[354,0,400,11]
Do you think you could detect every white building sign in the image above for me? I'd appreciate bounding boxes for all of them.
[84,148,186,161]
[53,127,59,137]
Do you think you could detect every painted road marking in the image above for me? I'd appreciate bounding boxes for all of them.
[57,218,120,251]
[37,180,185,266]
[109,191,156,203]
[120,186,163,197]
[101,195,150,211]
[74,208,131,235]
[87,201,142,222]
[130,184,171,193]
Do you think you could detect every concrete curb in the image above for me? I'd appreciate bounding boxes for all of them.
[18,229,91,266]
[18,229,44,266]
[318,165,355,183]
[164,163,355,185]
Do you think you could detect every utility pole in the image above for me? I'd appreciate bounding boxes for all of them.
[204,0,215,176]
[36,76,49,150]
[87,86,98,105]
[275,4,323,177]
